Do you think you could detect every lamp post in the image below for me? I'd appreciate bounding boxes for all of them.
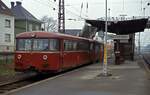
[102,0,109,76]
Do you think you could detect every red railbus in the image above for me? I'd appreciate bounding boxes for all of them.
[15,32,103,73]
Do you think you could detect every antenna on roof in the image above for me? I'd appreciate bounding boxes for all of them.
[123,0,124,11]
[141,0,143,11]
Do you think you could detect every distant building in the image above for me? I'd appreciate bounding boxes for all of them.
[65,20,84,36]
[65,29,81,36]
[0,0,14,52]
[11,1,42,35]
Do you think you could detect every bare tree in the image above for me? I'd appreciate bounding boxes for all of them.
[41,16,58,32]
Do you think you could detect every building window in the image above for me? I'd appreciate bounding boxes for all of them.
[5,34,11,42]
[5,19,11,28]
[29,24,32,31]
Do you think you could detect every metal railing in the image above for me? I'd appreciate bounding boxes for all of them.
[0,52,14,64]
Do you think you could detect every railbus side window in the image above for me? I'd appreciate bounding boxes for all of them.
[64,40,76,51]
[64,40,72,51]
[49,39,60,51]
[73,41,77,50]
[95,44,100,53]
[17,39,32,51]
[90,43,94,51]
[77,41,89,51]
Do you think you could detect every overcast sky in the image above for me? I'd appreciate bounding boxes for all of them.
[2,0,150,19]
[2,0,150,29]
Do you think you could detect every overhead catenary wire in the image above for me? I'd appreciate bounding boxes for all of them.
[48,0,86,19]
[67,3,87,18]
[21,0,147,20]
[32,0,85,20]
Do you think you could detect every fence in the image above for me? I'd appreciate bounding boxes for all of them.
[0,52,14,64]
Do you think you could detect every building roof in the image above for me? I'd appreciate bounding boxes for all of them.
[11,1,41,23]
[0,0,13,16]
[86,18,148,35]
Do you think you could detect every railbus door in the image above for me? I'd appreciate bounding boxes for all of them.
[62,40,77,69]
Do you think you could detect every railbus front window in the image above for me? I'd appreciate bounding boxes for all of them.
[33,39,59,51]
[33,39,49,51]
[17,39,32,51]
[17,39,60,51]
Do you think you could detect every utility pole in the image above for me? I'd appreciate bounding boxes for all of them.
[58,0,65,33]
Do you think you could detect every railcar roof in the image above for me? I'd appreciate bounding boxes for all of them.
[16,31,94,41]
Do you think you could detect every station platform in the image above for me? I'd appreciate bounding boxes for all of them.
[5,61,150,95]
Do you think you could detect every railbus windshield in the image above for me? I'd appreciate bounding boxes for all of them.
[17,39,32,51]
[16,39,59,51]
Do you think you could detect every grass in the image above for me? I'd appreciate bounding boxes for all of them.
[0,58,13,64]
[0,58,16,76]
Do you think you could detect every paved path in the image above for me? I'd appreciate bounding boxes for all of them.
[5,62,150,95]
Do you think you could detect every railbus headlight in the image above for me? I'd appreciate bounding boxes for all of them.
[17,54,22,60]
[43,55,48,60]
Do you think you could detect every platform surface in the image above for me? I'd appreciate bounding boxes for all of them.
[5,62,150,95]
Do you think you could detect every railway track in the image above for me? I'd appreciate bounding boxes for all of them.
[0,74,53,94]
[0,63,93,94]
[0,79,31,94]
